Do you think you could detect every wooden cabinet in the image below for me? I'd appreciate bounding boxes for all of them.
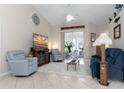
[33,48,50,67]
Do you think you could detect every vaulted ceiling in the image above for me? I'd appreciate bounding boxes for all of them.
[33,4,115,26]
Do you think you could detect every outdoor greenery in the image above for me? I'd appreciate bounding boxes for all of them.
[64,41,73,54]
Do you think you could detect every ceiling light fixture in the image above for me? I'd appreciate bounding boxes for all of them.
[66,14,75,22]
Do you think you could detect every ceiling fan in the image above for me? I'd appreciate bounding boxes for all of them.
[65,4,75,22]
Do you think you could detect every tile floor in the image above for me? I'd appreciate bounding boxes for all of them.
[0,59,124,89]
[38,59,91,77]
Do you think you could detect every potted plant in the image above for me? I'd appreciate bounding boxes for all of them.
[65,41,73,53]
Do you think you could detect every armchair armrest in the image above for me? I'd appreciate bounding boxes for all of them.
[108,64,123,71]
[91,55,101,58]
[91,57,101,64]
[26,57,37,62]
[9,60,28,63]
[9,60,29,67]
[8,60,29,70]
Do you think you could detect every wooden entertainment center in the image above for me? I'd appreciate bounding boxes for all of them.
[33,48,50,67]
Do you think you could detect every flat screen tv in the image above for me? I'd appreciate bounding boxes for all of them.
[33,33,48,49]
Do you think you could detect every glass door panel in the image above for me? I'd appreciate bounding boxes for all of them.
[64,31,83,57]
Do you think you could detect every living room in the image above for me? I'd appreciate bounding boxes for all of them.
[0,2,124,91]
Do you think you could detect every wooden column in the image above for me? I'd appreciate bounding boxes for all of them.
[96,46,101,56]
[99,44,109,86]
[101,44,106,63]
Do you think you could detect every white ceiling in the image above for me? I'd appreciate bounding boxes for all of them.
[33,4,115,26]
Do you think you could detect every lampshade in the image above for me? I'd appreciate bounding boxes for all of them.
[93,33,112,46]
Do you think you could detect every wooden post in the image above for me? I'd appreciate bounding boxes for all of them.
[99,44,109,86]
[101,44,106,63]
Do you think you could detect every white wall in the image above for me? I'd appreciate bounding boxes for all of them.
[50,27,61,50]
[0,5,52,73]
[109,9,124,50]
[84,22,98,59]
[97,25,109,35]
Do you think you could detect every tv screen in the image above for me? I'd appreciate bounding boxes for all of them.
[33,33,48,49]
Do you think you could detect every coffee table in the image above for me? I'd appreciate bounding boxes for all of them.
[66,58,80,71]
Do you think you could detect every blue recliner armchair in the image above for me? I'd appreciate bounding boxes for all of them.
[6,50,38,76]
[90,48,124,80]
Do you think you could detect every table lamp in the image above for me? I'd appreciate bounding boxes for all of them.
[93,33,112,86]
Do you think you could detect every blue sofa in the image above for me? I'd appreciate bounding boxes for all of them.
[90,48,124,80]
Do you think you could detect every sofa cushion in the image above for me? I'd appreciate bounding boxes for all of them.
[106,48,122,64]
[106,56,113,63]
[13,53,25,60]
[114,51,124,68]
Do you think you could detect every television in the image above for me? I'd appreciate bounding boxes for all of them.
[33,33,48,49]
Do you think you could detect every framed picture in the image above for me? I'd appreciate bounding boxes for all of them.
[90,33,96,46]
[114,24,121,39]
[91,33,96,42]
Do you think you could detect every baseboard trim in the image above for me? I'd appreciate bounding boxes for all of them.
[0,71,10,77]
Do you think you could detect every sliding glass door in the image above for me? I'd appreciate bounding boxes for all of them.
[64,31,84,57]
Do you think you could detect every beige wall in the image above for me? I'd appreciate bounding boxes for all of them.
[0,5,52,74]
[109,9,124,50]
